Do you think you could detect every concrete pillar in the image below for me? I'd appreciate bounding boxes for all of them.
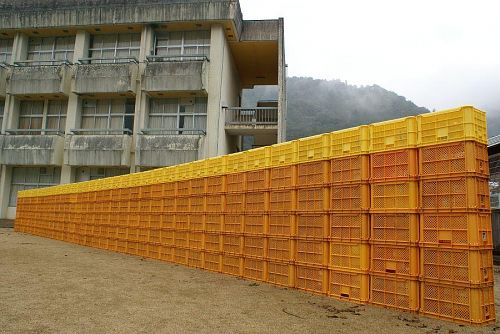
[5,96,20,130]
[11,33,28,63]
[73,30,90,63]
[206,25,226,158]
[60,165,75,184]
[0,166,12,219]
[277,18,287,143]
[1,98,7,133]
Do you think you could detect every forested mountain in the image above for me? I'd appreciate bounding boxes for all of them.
[243,77,429,140]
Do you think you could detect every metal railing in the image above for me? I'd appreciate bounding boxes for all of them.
[224,107,279,126]
[146,55,209,63]
[70,128,133,135]
[140,128,206,136]
[5,129,65,135]
[14,60,71,67]
[78,57,139,65]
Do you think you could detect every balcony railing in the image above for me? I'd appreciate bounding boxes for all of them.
[140,128,206,136]
[146,55,209,63]
[69,129,133,135]
[5,129,65,136]
[78,57,138,65]
[14,60,71,66]
[225,107,278,126]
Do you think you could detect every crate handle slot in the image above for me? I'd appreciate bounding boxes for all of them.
[385,269,396,274]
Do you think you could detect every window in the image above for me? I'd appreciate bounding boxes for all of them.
[46,100,67,132]
[148,97,207,134]
[154,30,210,59]
[18,99,67,134]
[9,167,61,206]
[75,167,129,182]
[27,36,75,64]
[18,101,44,134]
[0,38,13,64]
[81,98,135,134]
[89,33,140,63]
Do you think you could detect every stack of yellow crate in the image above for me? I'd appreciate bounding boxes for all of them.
[14,106,495,325]
[369,117,420,312]
[417,109,495,324]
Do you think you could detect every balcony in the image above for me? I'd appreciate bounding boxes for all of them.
[143,56,209,93]
[135,129,204,167]
[224,107,278,135]
[73,58,139,95]
[7,61,71,96]
[64,129,132,167]
[0,129,65,165]
[0,63,8,97]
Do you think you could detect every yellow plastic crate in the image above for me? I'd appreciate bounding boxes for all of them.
[226,152,247,173]
[206,156,226,176]
[246,146,271,170]
[371,116,418,153]
[418,106,487,147]
[297,134,330,163]
[190,160,208,179]
[270,141,298,167]
[329,125,370,158]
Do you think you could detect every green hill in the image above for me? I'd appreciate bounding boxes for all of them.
[243,77,429,140]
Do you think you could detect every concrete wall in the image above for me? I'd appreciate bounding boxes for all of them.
[73,63,138,94]
[136,134,201,167]
[0,1,243,37]
[143,61,208,93]
[1,135,64,165]
[0,67,7,97]
[8,65,71,95]
[64,134,132,167]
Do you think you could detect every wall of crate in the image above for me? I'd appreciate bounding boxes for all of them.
[15,106,495,325]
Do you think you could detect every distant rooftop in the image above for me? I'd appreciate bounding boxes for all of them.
[0,0,233,11]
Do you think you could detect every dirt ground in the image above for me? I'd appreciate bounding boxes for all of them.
[0,228,498,334]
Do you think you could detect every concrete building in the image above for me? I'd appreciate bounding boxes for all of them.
[0,0,287,219]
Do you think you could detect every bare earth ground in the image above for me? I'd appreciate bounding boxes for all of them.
[0,228,498,334]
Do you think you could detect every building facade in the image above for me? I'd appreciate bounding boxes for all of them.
[0,0,287,219]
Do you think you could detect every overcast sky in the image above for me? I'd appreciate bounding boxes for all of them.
[240,0,500,113]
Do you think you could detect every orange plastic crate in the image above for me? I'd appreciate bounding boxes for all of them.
[268,214,294,237]
[175,214,189,230]
[421,176,490,211]
[243,257,266,281]
[204,232,222,252]
[243,236,266,258]
[174,230,189,248]
[420,281,495,325]
[297,161,329,187]
[190,178,206,195]
[297,213,328,239]
[245,191,267,212]
[226,173,246,193]
[371,181,419,211]
[246,170,269,191]
[295,265,328,294]
[188,249,203,268]
[269,189,294,212]
[177,180,190,196]
[244,214,265,235]
[370,149,418,181]
[371,213,419,244]
[296,239,328,266]
[225,193,245,213]
[222,234,243,255]
[206,176,224,194]
[330,242,369,272]
[205,214,222,232]
[223,214,243,233]
[188,231,204,249]
[160,229,174,246]
[370,274,419,311]
[329,213,370,242]
[190,196,205,213]
[176,196,190,212]
[268,261,292,287]
[297,187,326,212]
[267,237,293,262]
[203,251,222,272]
[173,247,188,265]
[371,244,419,277]
[189,214,204,231]
[206,194,223,213]
[420,212,492,248]
[419,141,489,178]
[329,269,370,303]
[420,248,493,285]
[330,155,370,184]
[160,214,175,229]
[331,183,370,211]
[269,166,295,189]
[222,254,242,276]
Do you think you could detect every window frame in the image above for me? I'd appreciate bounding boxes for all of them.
[89,33,141,64]
[0,38,13,64]
[27,36,75,64]
[148,97,207,134]
[81,98,135,134]
[154,30,210,60]
[9,167,61,206]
